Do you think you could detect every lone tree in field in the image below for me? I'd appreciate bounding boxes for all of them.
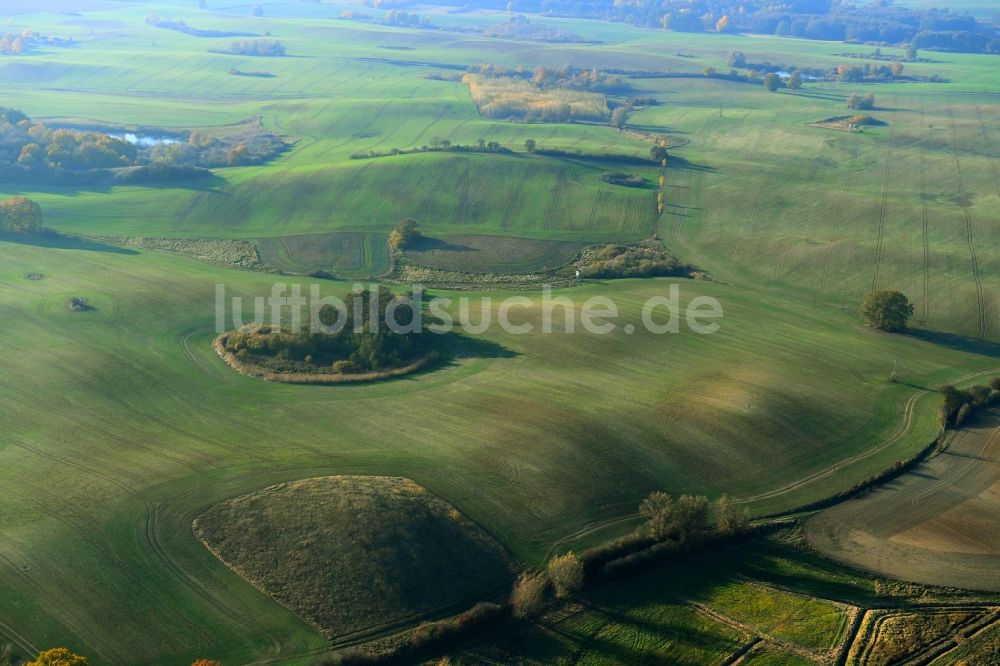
[388,218,421,250]
[703,66,716,78]
[25,648,89,666]
[0,196,42,234]
[546,552,584,599]
[763,73,780,92]
[524,138,536,153]
[788,70,803,91]
[860,289,914,332]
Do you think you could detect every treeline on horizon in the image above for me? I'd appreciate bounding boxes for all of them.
[366,0,1000,54]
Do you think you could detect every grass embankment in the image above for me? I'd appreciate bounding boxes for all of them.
[213,333,438,385]
[194,476,515,642]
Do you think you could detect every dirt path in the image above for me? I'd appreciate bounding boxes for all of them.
[804,408,1000,592]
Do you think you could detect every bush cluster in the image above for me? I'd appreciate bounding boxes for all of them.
[578,243,690,279]
[222,287,431,375]
[940,378,1000,427]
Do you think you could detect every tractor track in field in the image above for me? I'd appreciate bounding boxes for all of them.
[974,104,1000,201]
[0,484,216,656]
[413,166,450,220]
[585,190,608,230]
[870,129,893,291]
[728,180,769,271]
[772,142,829,279]
[500,165,531,229]
[7,437,136,495]
[456,160,496,226]
[144,500,282,652]
[949,109,987,338]
[739,366,1000,506]
[919,104,930,323]
[0,618,41,658]
[820,136,863,294]
[544,171,568,229]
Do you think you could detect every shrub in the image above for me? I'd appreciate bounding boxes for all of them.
[598,172,644,187]
[546,552,584,598]
[409,602,502,650]
[510,572,549,619]
[191,661,224,666]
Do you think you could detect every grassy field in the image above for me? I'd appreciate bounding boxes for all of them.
[0,1,999,663]
[0,239,994,664]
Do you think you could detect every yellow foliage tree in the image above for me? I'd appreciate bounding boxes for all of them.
[716,15,729,32]
[25,648,89,666]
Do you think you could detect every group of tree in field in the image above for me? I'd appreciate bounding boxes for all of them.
[847,92,877,110]
[940,378,1000,428]
[350,136,509,160]
[463,72,611,123]
[0,107,286,183]
[509,490,747,619]
[0,30,72,56]
[576,242,691,279]
[145,15,255,38]
[0,196,43,235]
[210,39,285,57]
[221,286,432,375]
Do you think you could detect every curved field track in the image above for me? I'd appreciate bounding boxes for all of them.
[804,408,1000,592]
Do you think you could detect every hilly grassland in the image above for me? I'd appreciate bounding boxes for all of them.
[0,1,999,663]
[0,240,995,663]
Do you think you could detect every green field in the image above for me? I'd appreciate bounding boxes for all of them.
[1,1,1000,663]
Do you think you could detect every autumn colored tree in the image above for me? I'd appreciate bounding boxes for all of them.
[715,15,729,32]
[860,289,913,332]
[0,196,42,234]
[191,660,224,666]
[388,218,421,250]
[546,552,583,599]
[510,572,548,618]
[703,66,716,77]
[25,648,89,666]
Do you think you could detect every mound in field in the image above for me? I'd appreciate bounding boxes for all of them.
[193,476,515,640]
